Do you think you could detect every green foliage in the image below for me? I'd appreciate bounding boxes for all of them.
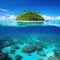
[16,10,45,21]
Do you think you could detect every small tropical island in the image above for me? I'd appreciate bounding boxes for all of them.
[16,10,45,21]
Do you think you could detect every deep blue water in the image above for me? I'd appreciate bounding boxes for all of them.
[0,26,60,34]
[0,26,60,41]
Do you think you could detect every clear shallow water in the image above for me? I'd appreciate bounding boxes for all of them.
[0,20,60,60]
[0,20,60,27]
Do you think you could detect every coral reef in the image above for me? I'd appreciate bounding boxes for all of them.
[9,49,15,54]
[0,37,14,49]
[0,52,12,60]
[15,55,23,60]
[22,46,35,53]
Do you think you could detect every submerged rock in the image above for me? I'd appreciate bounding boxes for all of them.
[0,37,14,49]
[48,56,58,60]
[54,50,60,60]
[28,53,32,56]
[37,51,46,56]
[22,42,43,53]
[34,44,43,51]
[9,49,15,54]
[14,46,20,50]
[0,53,12,60]
[54,50,60,56]
[12,45,20,50]
[0,49,2,53]
[38,58,43,60]
[15,55,23,60]
[22,46,35,53]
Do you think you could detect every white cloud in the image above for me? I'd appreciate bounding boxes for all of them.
[9,15,16,20]
[42,15,60,20]
[0,8,16,21]
[56,16,60,20]
[0,8,8,12]
[0,16,6,20]
[0,15,16,20]
[42,15,55,20]
[7,15,16,20]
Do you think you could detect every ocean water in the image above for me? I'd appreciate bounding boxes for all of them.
[0,20,60,60]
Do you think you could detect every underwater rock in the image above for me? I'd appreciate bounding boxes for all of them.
[34,44,43,51]
[54,50,60,60]
[14,45,20,50]
[0,49,2,53]
[28,53,32,56]
[38,58,43,60]
[54,50,60,56]
[15,55,23,60]
[4,41,14,47]
[0,37,14,49]
[0,53,12,60]
[9,45,20,54]
[53,57,59,60]
[0,40,7,49]
[47,56,58,60]
[47,49,60,60]
[37,51,46,56]
[29,41,43,51]
[22,46,35,53]
[12,45,20,50]
[9,49,15,54]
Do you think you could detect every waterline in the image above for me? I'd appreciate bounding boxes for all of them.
[0,20,60,27]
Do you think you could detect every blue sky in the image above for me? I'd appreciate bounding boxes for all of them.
[0,0,60,20]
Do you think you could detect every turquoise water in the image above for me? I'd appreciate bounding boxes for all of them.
[0,20,60,27]
[0,20,60,60]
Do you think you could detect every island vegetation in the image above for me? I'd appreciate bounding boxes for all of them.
[16,10,45,21]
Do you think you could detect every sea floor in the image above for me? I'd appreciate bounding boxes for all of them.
[0,33,60,60]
